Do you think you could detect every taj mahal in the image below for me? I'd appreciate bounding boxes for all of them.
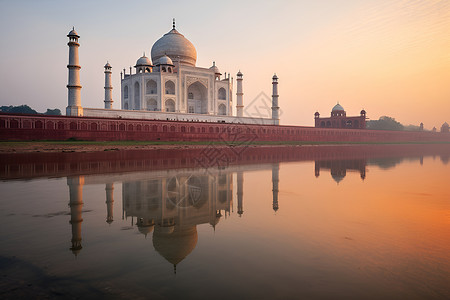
[66,20,280,125]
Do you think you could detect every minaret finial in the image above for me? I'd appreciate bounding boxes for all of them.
[173,18,176,29]
[72,26,74,30]
[143,51,145,57]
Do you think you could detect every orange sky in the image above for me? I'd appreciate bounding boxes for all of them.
[0,0,448,129]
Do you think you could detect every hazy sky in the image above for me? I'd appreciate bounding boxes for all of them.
[0,0,448,129]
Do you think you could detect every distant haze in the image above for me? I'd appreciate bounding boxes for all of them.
[0,0,448,130]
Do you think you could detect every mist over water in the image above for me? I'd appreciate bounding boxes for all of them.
[1,145,449,299]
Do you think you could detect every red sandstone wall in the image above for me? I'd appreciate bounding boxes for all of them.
[1,113,449,143]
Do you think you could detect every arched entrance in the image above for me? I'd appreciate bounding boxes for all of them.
[187,81,207,114]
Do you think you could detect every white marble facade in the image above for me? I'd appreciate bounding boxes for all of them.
[120,22,232,116]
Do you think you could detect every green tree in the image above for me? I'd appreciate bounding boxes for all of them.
[0,105,38,114]
[44,108,61,115]
[367,116,404,131]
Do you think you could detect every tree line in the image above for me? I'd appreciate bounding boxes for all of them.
[0,105,61,116]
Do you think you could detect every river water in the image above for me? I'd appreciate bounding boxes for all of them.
[0,144,449,299]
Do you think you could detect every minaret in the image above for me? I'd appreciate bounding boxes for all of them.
[104,62,113,109]
[272,163,279,212]
[236,71,244,117]
[67,176,84,256]
[66,27,83,116]
[105,183,114,224]
[271,74,279,125]
[237,171,244,216]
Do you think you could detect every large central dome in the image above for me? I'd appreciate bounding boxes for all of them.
[151,25,197,67]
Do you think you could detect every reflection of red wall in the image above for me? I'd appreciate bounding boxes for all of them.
[1,144,449,180]
[1,113,449,142]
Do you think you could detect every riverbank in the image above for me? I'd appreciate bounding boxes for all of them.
[1,140,449,154]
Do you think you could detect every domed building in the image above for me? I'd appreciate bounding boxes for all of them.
[120,20,232,115]
[314,103,367,129]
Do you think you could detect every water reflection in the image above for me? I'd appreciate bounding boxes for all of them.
[65,163,283,270]
[315,159,366,183]
[1,144,450,299]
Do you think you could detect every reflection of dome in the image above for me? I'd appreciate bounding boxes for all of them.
[155,224,175,235]
[151,26,197,67]
[332,103,345,111]
[153,226,198,266]
[331,170,346,184]
[135,55,152,67]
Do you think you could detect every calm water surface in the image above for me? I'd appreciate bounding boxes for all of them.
[0,145,449,299]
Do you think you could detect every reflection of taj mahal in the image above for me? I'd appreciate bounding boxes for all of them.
[66,164,280,271]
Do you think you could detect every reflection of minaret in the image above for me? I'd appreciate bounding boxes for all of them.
[420,156,424,166]
[315,161,320,178]
[67,176,84,256]
[105,183,114,224]
[237,171,244,216]
[272,163,279,212]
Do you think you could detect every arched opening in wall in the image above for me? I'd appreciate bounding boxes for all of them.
[124,86,129,98]
[346,120,353,127]
[46,121,54,129]
[170,126,175,132]
[181,126,186,132]
[326,121,331,127]
[146,80,157,94]
[320,121,325,127]
[218,88,226,100]
[152,125,158,131]
[134,82,140,109]
[162,67,166,72]
[163,125,167,132]
[354,120,359,128]
[81,123,87,130]
[128,124,133,131]
[341,120,346,128]
[218,104,226,115]
[57,121,64,130]
[165,99,175,112]
[119,123,126,131]
[187,81,208,114]
[35,120,43,129]
[124,101,129,110]
[145,67,150,73]
[147,99,158,111]
[0,119,5,128]
[165,80,175,95]
[144,125,149,131]
[10,120,19,129]
[70,122,77,130]
[190,126,195,133]
[90,123,97,130]
[23,120,31,129]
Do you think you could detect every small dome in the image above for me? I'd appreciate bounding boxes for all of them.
[237,70,243,77]
[135,55,152,67]
[272,74,278,80]
[209,62,221,74]
[314,111,320,116]
[138,224,155,236]
[360,109,366,114]
[67,27,79,38]
[157,55,174,66]
[104,62,111,68]
[332,103,345,111]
